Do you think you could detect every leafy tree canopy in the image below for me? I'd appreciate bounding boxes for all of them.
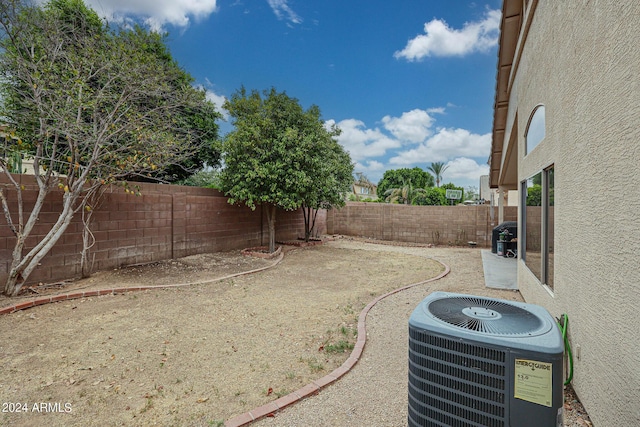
[383,178,426,205]
[221,87,352,249]
[377,167,434,200]
[526,184,542,206]
[413,187,446,206]
[0,0,220,295]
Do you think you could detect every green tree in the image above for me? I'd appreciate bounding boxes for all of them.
[526,184,542,206]
[427,161,449,187]
[293,110,353,242]
[221,87,351,250]
[377,167,434,200]
[464,186,479,201]
[177,169,222,189]
[0,0,218,296]
[384,178,426,205]
[413,187,446,206]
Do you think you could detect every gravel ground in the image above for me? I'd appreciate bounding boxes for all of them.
[252,239,591,427]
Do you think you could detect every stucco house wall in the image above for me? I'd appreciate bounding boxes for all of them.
[495,1,640,425]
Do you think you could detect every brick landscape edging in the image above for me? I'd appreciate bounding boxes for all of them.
[224,258,451,427]
[0,252,285,315]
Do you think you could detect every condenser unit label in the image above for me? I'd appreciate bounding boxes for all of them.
[514,359,553,407]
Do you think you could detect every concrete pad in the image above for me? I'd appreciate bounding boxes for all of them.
[481,249,518,290]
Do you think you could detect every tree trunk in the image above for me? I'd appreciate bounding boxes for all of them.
[3,190,77,296]
[265,204,277,253]
[302,206,311,242]
[310,207,319,239]
[79,185,106,278]
[4,239,27,297]
[80,209,95,278]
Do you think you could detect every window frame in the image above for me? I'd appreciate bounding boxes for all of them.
[520,165,555,290]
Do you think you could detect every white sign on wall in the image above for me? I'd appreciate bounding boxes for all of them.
[445,189,463,200]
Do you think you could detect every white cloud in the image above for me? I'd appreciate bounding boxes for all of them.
[193,80,228,120]
[389,128,490,165]
[443,157,489,183]
[353,160,385,178]
[327,109,490,187]
[394,9,501,60]
[205,90,228,120]
[381,109,438,143]
[326,119,400,161]
[267,0,302,24]
[78,0,218,30]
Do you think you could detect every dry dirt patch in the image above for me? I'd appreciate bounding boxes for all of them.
[0,243,443,427]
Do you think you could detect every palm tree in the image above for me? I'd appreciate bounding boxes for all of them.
[384,178,425,204]
[427,162,449,187]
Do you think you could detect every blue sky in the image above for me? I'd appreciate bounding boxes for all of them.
[70,0,503,190]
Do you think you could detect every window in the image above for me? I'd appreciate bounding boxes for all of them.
[525,105,545,154]
[522,173,542,281]
[360,187,369,195]
[521,166,554,289]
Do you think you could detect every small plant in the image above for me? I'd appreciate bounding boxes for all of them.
[455,229,467,246]
[324,340,354,354]
[300,357,325,373]
[432,230,441,245]
[285,371,296,380]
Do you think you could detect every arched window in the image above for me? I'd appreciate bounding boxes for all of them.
[525,105,545,154]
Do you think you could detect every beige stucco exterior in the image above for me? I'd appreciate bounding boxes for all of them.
[490,1,640,425]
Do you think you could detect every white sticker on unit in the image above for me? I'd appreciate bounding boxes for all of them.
[514,358,553,407]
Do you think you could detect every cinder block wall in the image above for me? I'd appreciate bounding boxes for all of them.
[0,175,314,286]
[328,202,517,246]
[1,174,510,287]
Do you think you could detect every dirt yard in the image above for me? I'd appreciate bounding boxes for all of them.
[0,238,591,427]
[0,240,445,426]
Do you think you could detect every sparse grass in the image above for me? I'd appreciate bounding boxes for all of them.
[308,360,324,372]
[140,397,154,414]
[299,357,325,373]
[321,324,357,354]
[324,340,354,354]
[275,389,290,398]
[342,303,355,315]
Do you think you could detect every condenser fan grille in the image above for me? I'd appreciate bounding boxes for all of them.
[427,296,543,336]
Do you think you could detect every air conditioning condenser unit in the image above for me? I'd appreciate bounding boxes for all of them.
[408,292,564,427]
